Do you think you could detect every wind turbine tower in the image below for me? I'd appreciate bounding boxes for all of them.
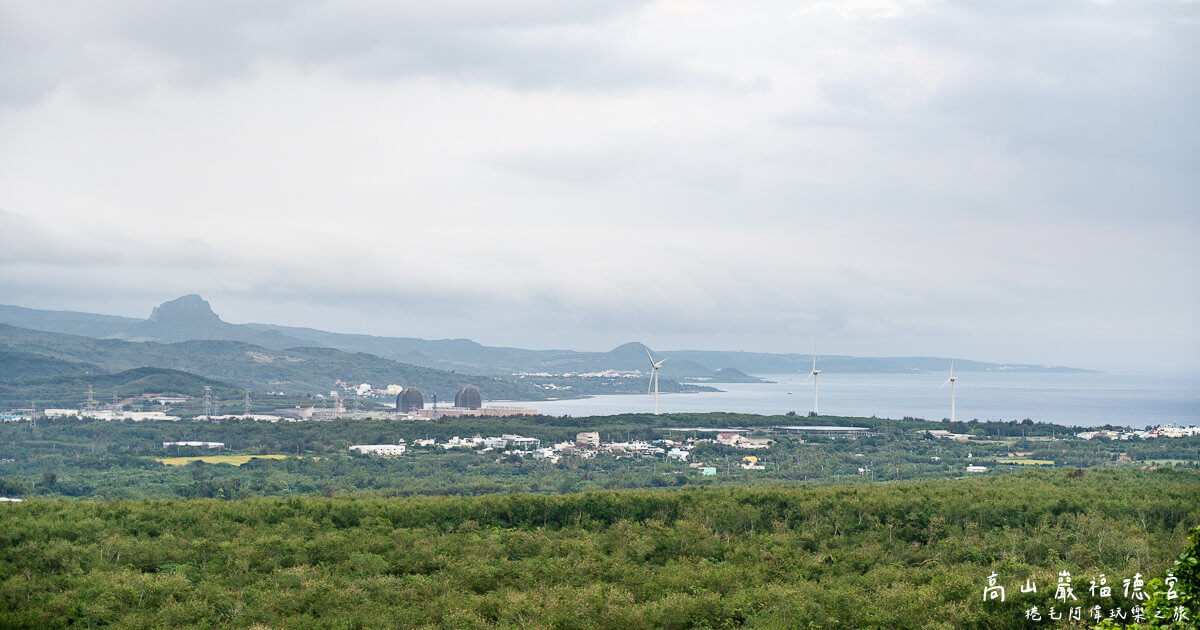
[941,360,959,422]
[801,351,821,415]
[646,349,667,415]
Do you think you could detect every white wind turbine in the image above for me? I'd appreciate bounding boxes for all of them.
[646,349,667,415]
[801,350,821,415]
[941,360,959,422]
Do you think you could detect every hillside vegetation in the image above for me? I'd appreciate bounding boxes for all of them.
[0,469,1195,628]
[0,296,1095,377]
[0,324,547,402]
[0,348,103,383]
[0,367,243,408]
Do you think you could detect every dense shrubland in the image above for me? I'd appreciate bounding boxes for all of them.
[1,469,1196,628]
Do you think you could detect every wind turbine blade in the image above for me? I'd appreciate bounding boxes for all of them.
[648,376,654,395]
[802,373,811,385]
[940,377,951,390]
[657,358,668,367]
[646,348,656,365]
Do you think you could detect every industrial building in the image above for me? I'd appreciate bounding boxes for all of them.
[197,414,285,422]
[417,406,537,418]
[350,443,407,456]
[454,386,482,409]
[771,425,870,436]
[44,409,180,421]
[389,386,536,418]
[396,388,424,413]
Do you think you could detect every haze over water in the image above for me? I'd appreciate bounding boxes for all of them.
[507,372,1200,429]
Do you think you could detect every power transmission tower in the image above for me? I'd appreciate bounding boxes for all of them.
[202,386,214,417]
[243,391,251,417]
[111,394,119,420]
[85,385,97,414]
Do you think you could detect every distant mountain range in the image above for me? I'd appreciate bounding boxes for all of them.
[0,295,303,349]
[0,324,549,405]
[0,295,1096,379]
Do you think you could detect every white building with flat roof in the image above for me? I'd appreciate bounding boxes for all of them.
[198,414,283,422]
[504,435,540,449]
[350,443,406,456]
[773,425,869,435]
[443,436,485,449]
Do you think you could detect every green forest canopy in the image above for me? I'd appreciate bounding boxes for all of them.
[0,469,1195,628]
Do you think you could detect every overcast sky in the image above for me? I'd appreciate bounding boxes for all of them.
[1,0,1197,373]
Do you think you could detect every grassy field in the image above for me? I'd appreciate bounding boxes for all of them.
[156,454,300,466]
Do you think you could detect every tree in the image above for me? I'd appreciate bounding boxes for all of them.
[1096,525,1200,629]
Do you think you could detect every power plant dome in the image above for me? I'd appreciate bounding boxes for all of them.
[397,387,424,413]
[454,386,482,409]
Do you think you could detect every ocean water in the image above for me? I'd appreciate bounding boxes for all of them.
[497,372,1200,428]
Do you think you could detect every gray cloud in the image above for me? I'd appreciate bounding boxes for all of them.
[0,0,1196,373]
[0,0,721,104]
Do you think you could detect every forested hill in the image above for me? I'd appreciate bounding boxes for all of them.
[0,296,1096,378]
[0,367,243,408]
[0,348,102,382]
[0,325,547,402]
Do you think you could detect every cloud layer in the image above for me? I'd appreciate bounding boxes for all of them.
[1,0,1197,372]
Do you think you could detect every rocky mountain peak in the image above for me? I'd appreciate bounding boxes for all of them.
[147,294,221,325]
